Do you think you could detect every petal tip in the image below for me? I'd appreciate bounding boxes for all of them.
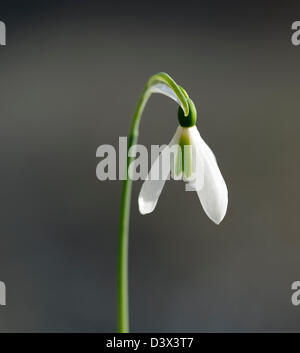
[212,214,226,225]
[209,198,228,225]
[138,197,154,215]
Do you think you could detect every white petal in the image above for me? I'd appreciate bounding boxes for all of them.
[149,83,186,113]
[189,126,228,224]
[138,127,182,215]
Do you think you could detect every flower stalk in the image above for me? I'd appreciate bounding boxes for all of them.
[118,73,189,333]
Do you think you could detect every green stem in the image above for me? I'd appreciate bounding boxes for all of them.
[118,73,189,333]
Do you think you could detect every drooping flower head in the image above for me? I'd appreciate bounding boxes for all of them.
[138,84,228,224]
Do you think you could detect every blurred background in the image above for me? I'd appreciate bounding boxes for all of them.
[0,0,300,332]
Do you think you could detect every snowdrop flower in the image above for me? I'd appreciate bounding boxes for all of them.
[117,72,228,333]
[138,94,228,225]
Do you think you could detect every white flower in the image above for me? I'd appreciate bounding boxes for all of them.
[138,107,228,225]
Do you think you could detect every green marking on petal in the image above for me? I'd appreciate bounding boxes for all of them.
[183,144,192,179]
[175,129,193,179]
[174,144,182,177]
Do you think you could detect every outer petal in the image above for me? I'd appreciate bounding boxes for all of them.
[189,126,228,224]
[138,127,182,215]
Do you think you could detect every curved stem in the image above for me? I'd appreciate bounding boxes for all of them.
[118,73,189,333]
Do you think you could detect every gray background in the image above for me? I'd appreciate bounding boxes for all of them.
[0,1,300,332]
